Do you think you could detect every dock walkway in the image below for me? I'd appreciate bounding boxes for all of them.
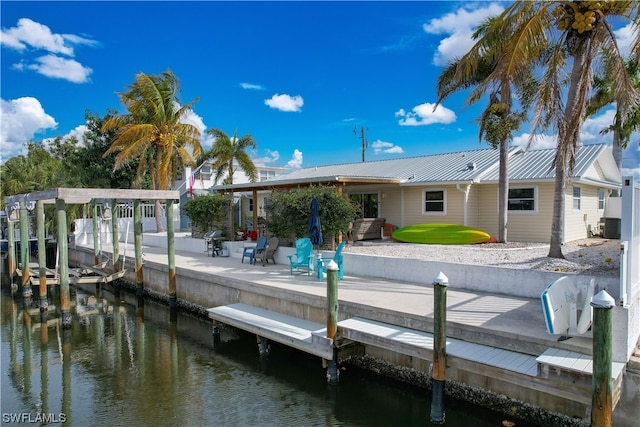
[71,238,628,414]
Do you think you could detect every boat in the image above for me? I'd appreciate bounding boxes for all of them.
[391,223,491,245]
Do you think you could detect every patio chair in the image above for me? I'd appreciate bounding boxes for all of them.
[241,236,267,264]
[287,238,313,275]
[255,236,279,266]
[204,230,224,257]
[317,241,345,281]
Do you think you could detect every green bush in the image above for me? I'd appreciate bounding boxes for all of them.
[182,194,229,234]
[265,186,357,247]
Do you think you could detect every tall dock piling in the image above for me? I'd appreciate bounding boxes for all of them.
[36,201,48,310]
[19,200,32,298]
[326,259,339,384]
[56,198,72,327]
[591,290,615,427]
[166,199,177,314]
[430,271,448,424]
[133,200,144,300]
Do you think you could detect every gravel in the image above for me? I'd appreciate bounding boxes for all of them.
[343,237,621,277]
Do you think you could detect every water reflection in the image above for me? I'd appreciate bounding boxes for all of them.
[1,284,545,426]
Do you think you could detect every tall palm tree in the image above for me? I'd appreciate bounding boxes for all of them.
[103,70,203,231]
[469,1,639,258]
[588,58,640,171]
[436,17,536,243]
[200,128,257,237]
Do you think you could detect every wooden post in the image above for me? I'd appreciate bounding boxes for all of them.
[36,200,48,310]
[133,200,144,300]
[111,198,119,273]
[166,199,177,312]
[92,201,100,266]
[431,271,448,424]
[56,198,71,327]
[591,290,615,427]
[326,259,339,383]
[7,218,16,289]
[19,200,32,298]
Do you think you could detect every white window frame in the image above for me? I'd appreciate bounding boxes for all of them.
[572,186,581,212]
[507,186,538,214]
[423,189,446,215]
[597,188,605,211]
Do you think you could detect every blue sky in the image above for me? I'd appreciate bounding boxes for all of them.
[1,1,638,178]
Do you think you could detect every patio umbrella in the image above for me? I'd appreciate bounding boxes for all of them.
[308,196,323,248]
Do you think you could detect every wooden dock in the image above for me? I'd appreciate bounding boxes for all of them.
[208,303,626,408]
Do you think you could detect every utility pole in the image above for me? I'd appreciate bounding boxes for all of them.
[353,126,368,162]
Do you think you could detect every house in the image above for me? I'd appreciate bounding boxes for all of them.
[173,161,285,231]
[211,143,621,243]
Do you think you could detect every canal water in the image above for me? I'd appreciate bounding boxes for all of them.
[0,284,606,426]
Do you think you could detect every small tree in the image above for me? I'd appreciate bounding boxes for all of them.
[265,186,356,248]
[182,194,229,237]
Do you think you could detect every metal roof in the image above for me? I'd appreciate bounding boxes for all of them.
[214,147,515,191]
[481,144,620,184]
[212,143,619,192]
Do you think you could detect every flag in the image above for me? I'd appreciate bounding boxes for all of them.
[189,164,203,198]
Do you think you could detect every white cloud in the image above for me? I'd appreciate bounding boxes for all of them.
[0,97,58,159]
[614,23,636,58]
[26,54,92,83]
[265,94,304,112]
[1,18,75,55]
[253,149,280,166]
[371,140,404,155]
[423,3,504,66]
[395,102,456,126]
[240,82,264,90]
[286,149,303,169]
[1,18,97,83]
[512,133,557,150]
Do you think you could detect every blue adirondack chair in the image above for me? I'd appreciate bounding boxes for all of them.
[317,241,345,281]
[242,236,267,264]
[287,238,313,275]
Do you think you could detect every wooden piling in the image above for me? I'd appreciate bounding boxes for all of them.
[92,201,100,266]
[7,219,16,286]
[19,200,32,298]
[133,200,144,299]
[430,271,448,424]
[56,198,71,327]
[326,259,339,383]
[111,198,119,272]
[36,201,48,310]
[591,290,615,427]
[166,199,177,312]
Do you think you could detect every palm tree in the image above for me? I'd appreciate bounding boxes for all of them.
[436,17,536,243]
[588,58,640,171]
[469,1,639,258]
[199,128,257,237]
[103,70,203,231]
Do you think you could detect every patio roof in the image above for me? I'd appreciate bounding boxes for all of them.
[4,188,180,206]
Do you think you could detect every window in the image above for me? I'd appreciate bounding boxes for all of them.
[349,193,379,218]
[508,188,535,211]
[424,190,445,214]
[259,170,276,181]
[598,189,605,210]
[573,186,581,211]
[248,198,254,212]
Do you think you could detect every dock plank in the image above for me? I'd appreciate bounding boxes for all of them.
[338,317,537,375]
[207,303,333,359]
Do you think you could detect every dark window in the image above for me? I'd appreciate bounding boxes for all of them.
[508,188,535,211]
[425,190,444,212]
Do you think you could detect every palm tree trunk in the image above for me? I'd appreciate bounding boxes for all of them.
[548,150,566,258]
[498,139,509,243]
